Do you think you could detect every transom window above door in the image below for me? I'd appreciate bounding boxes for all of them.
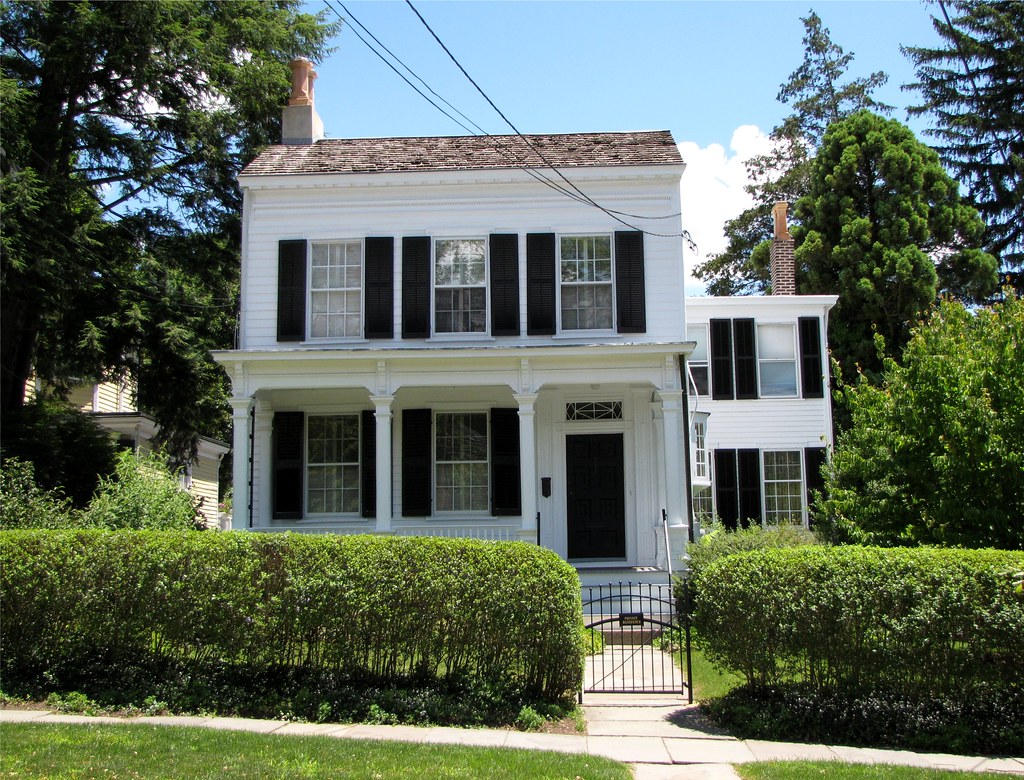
[560,235,613,330]
[434,238,487,334]
[310,241,362,338]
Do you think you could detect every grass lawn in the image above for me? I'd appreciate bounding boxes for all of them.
[0,722,631,780]
[737,762,973,779]
[689,642,743,701]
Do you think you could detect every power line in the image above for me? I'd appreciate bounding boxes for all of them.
[326,0,681,225]
[324,0,691,242]
[403,0,694,245]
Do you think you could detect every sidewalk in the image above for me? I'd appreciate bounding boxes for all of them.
[3,701,1023,778]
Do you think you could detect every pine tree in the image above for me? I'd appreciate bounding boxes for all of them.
[695,11,890,295]
[904,0,1024,268]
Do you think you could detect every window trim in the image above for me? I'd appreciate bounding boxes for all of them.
[432,410,491,515]
[307,239,366,342]
[557,233,616,334]
[431,236,490,338]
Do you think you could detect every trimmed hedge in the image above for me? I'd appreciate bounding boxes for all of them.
[690,545,1024,697]
[0,531,584,706]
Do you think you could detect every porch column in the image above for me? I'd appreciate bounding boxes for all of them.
[371,395,394,533]
[254,405,274,528]
[514,393,539,542]
[229,396,253,531]
[658,389,687,535]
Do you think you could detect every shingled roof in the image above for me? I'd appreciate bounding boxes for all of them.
[241,131,682,176]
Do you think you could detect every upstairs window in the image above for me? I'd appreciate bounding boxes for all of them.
[757,324,797,397]
[434,238,487,334]
[310,242,362,338]
[560,235,613,330]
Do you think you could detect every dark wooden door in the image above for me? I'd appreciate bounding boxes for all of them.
[566,433,625,560]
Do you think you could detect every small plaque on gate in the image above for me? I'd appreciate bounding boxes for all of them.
[619,612,645,627]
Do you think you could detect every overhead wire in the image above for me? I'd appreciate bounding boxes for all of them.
[326,0,675,224]
[325,0,693,246]
[403,0,694,246]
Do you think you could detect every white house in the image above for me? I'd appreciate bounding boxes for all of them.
[685,204,837,530]
[214,60,695,580]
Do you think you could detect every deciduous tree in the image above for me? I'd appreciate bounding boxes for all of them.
[819,295,1024,550]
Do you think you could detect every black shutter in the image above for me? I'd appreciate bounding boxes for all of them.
[738,449,762,527]
[489,234,520,336]
[615,231,646,333]
[277,240,307,342]
[526,233,556,335]
[799,316,824,399]
[490,408,521,516]
[714,449,739,530]
[272,411,304,519]
[361,409,377,518]
[365,237,394,339]
[710,319,734,400]
[733,319,758,400]
[804,447,827,524]
[401,409,432,516]
[402,236,431,339]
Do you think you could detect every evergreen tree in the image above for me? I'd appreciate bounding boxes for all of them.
[904,0,1024,268]
[794,111,997,381]
[695,10,890,295]
[0,1,336,459]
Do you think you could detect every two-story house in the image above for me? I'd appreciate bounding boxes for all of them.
[214,60,695,581]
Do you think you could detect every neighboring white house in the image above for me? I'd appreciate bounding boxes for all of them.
[213,60,695,580]
[684,204,837,531]
[59,378,230,529]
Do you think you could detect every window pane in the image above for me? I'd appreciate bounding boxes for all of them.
[687,326,708,361]
[760,362,797,397]
[758,325,795,360]
[307,414,360,515]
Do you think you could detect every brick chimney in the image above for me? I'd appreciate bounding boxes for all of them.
[282,58,324,145]
[770,201,796,295]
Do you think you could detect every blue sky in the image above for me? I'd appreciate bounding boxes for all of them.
[306,1,944,292]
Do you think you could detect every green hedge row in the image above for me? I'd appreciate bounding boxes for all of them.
[0,531,584,702]
[690,545,1024,697]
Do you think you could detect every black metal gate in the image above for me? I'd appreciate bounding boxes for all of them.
[582,581,692,702]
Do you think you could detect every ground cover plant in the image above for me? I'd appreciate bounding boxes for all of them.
[691,545,1024,754]
[0,531,585,726]
[0,722,631,780]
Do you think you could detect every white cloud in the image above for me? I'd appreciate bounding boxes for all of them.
[678,125,776,296]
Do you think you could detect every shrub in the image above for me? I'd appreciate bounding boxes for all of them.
[81,450,201,530]
[0,458,77,529]
[690,545,1024,697]
[0,531,584,715]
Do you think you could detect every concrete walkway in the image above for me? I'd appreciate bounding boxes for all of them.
[3,702,1023,778]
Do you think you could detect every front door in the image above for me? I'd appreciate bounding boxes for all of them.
[566,433,625,560]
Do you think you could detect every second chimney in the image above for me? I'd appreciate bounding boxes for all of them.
[770,201,796,295]
[282,58,324,145]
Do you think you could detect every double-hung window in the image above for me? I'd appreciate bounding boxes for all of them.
[560,235,613,330]
[434,238,487,334]
[758,324,798,397]
[306,414,360,514]
[434,412,489,512]
[310,241,362,339]
[762,450,803,523]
